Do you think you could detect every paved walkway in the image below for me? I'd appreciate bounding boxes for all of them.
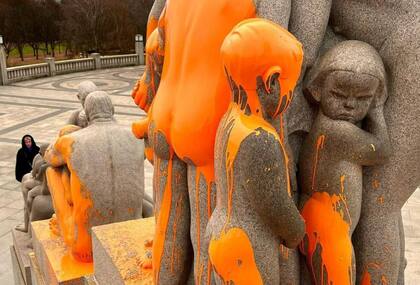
[0,67,418,284]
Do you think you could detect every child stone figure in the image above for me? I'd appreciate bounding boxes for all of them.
[298,41,391,285]
[206,18,305,285]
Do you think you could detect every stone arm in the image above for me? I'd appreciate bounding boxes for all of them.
[146,0,166,38]
[328,111,391,165]
[132,7,166,113]
[289,0,332,73]
[242,131,305,248]
[44,137,67,168]
[67,109,80,126]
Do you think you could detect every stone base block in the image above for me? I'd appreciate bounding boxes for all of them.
[11,245,26,285]
[92,218,155,285]
[29,252,46,285]
[31,219,93,285]
[11,229,33,285]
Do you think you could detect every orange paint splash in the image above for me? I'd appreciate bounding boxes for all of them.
[46,133,94,263]
[209,228,263,285]
[361,262,389,285]
[300,191,352,285]
[311,135,325,191]
[223,103,280,229]
[153,152,173,284]
[170,195,183,273]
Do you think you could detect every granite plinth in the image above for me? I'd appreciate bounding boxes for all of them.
[92,218,155,285]
[29,252,45,285]
[11,245,25,285]
[11,229,33,285]
[31,219,93,285]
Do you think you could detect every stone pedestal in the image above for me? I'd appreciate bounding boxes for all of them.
[11,229,33,285]
[31,220,94,285]
[92,218,154,285]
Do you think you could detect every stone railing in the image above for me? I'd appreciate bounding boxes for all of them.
[55,58,96,75]
[1,53,143,84]
[101,54,140,69]
[6,63,50,83]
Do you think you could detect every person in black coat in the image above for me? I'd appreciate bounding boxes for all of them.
[15,135,40,182]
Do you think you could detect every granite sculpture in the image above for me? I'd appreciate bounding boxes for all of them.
[131,0,419,284]
[15,143,54,233]
[45,91,145,263]
[299,41,391,285]
[206,19,305,284]
[131,0,331,283]
[326,3,420,284]
[68,81,98,128]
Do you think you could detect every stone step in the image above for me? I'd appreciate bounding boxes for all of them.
[11,229,33,285]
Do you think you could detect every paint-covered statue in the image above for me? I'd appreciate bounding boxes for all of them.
[45,91,145,263]
[16,143,54,233]
[206,19,305,284]
[130,0,332,283]
[298,41,391,285]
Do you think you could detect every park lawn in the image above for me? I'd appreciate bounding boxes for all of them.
[9,43,67,57]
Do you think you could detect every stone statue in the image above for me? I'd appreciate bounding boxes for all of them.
[131,0,332,283]
[325,2,420,284]
[68,81,98,128]
[15,143,53,233]
[298,41,391,285]
[45,91,145,263]
[206,19,305,284]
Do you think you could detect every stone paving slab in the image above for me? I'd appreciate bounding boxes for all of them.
[0,66,418,284]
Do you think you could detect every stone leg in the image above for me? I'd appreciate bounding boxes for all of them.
[16,177,40,232]
[187,165,216,285]
[46,167,74,245]
[152,142,192,284]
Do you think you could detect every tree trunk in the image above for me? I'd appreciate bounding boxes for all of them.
[18,44,24,61]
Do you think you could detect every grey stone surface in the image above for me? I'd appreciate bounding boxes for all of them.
[10,245,25,285]
[12,229,33,285]
[45,91,145,262]
[326,2,420,284]
[207,20,305,284]
[299,41,391,284]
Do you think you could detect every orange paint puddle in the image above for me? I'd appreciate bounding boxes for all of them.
[209,228,263,285]
[300,191,352,285]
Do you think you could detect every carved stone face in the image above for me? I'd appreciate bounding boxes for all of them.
[320,71,378,124]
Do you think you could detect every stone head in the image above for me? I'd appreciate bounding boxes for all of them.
[221,18,303,119]
[305,41,387,124]
[84,91,115,123]
[77,81,98,108]
[39,143,50,157]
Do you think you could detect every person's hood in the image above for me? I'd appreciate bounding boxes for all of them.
[21,134,39,151]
